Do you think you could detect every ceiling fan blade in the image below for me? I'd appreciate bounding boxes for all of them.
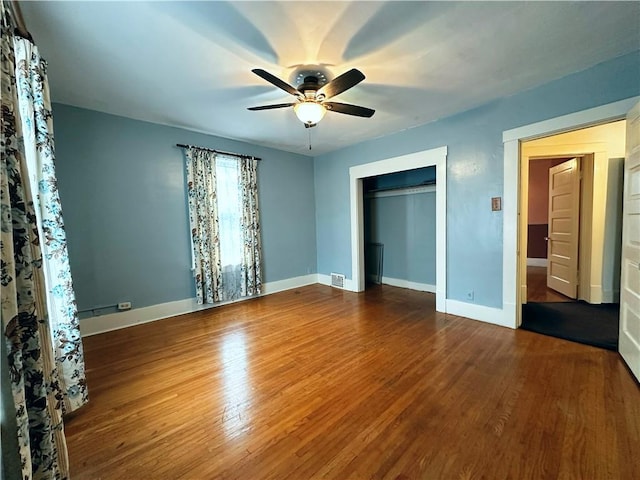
[324,102,375,118]
[252,69,300,97]
[317,68,365,99]
[247,103,296,111]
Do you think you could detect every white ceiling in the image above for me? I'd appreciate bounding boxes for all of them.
[20,1,640,156]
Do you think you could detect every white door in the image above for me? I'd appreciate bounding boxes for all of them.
[547,158,580,298]
[619,102,640,382]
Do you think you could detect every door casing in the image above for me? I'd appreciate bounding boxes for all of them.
[503,96,638,327]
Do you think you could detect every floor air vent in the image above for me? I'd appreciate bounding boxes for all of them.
[331,272,345,289]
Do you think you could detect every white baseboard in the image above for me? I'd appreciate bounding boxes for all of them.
[365,274,436,293]
[527,258,547,267]
[319,273,514,330]
[589,284,603,304]
[80,274,318,337]
[81,272,517,337]
[359,274,438,294]
[261,274,318,295]
[445,299,516,329]
[79,297,204,337]
[380,276,436,293]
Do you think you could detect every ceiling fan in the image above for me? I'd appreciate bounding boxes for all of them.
[248,68,375,128]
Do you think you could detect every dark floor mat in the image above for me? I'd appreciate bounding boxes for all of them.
[521,301,619,351]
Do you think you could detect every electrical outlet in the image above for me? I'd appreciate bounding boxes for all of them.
[117,302,132,311]
[466,290,474,301]
[491,197,502,211]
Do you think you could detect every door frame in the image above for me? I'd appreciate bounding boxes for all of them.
[503,96,638,327]
[521,150,607,304]
[349,146,447,312]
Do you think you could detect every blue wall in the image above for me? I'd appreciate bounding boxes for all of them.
[53,105,317,316]
[52,51,639,315]
[365,192,436,285]
[314,51,640,308]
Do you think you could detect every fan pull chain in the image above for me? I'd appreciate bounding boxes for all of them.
[308,127,312,150]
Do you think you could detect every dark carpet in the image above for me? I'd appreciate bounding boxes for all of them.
[521,301,619,351]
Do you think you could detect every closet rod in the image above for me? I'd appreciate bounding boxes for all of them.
[176,143,261,161]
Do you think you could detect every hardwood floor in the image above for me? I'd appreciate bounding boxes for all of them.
[66,284,639,479]
[527,266,573,303]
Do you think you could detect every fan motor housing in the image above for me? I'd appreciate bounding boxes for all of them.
[292,66,330,87]
[298,76,322,99]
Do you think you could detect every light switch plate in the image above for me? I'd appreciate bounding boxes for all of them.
[491,197,502,211]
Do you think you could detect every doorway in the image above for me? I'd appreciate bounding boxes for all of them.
[362,167,437,291]
[519,121,626,350]
[525,156,576,302]
[349,146,447,312]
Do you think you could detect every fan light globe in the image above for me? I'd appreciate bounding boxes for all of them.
[294,101,327,125]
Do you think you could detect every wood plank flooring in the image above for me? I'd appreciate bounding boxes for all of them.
[527,266,573,303]
[66,284,639,479]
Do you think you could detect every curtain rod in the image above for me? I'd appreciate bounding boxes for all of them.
[176,144,261,161]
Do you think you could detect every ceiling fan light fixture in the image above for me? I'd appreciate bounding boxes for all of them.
[294,101,326,125]
[248,68,374,126]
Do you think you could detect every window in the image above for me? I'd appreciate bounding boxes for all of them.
[216,156,243,269]
[185,147,262,304]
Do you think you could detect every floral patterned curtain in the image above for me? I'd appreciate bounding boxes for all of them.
[185,148,262,303]
[13,33,88,415]
[185,147,222,304]
[1,3,85,478]
[239,158,262,296]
